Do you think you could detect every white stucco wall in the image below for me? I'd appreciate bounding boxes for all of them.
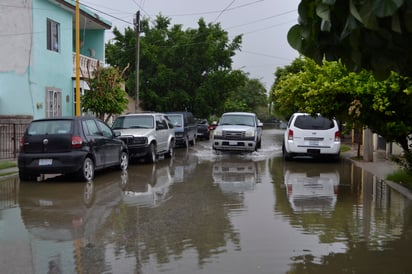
[0,0,32,74]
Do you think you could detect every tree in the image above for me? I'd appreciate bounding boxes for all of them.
[82,63,129,123]
[105,15,244,118]
[288,0,412,80]
[271,57,412,168]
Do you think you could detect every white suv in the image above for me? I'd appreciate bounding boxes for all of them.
[112,113,175,163]
[212,112,263,152]
[282,113,341,161]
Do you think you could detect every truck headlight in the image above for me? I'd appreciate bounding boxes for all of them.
[245,128,255,137]
[214,128,223,136]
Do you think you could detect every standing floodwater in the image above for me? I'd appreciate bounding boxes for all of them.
[1,128,411,273]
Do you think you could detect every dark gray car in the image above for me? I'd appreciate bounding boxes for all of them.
[18,116,129,181]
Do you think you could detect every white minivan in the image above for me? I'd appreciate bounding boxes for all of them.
[282,113,341,161]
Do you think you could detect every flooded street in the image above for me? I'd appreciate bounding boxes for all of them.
[1,128,412,273]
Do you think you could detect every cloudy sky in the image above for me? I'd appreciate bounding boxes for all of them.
[83,0,301,89]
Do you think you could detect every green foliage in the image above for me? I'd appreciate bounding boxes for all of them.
[289,0,412,80]
[271,56,412,170]
[82,64,129,122]
[0,161,16,169]
[271,57,350,121]
[105,15,249,118]
[387,169,412,190]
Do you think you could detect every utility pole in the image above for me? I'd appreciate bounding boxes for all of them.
[134,11,140,112]
[75,0,80,116]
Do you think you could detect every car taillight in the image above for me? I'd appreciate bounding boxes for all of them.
[287,129,293,140]
[72,136,83,148]
[335,131,341,142]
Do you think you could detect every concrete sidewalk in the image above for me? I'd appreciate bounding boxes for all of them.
[341,148,400,180]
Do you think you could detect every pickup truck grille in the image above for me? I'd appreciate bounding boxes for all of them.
[222,130,245,139]
[120,136,147,145]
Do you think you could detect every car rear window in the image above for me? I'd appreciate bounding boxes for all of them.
[293,115,335,130]
[168,115,183,127]
[113,116,154,129]
[27,120,72,135]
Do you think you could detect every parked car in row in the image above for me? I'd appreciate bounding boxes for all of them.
[196,118,210,140]
[112,112,175,163]
[282,112,341,161]
[212,112,263,153]
[18,116,129,182]
[166,111,197,147]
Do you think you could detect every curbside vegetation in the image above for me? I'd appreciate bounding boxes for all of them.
[0,161,16,169]
[0,161,18,180]
[387,169,412,191]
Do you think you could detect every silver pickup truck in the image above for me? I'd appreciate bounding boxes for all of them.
[212,112,263,153]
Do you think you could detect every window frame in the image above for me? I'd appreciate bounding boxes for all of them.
[47,18,60,52]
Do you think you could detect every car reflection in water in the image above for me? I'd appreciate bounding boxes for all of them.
[213,159,259,194]
[284,162,339,213]
[121,160,174,207]
[18,171,127,273]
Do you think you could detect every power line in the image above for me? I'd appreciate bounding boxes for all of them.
[80,2,133,25]
[240,19,297,36]
[214,0,236,22]
[226,9,297,30]
[241,50,295,62]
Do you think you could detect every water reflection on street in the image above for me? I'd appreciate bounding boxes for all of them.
[1,128,412,273]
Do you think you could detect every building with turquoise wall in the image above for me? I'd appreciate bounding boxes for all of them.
[0,0,111,121]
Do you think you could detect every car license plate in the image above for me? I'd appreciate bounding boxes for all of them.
[229,141,237,146]
[309,140,319,146]
[39,159,53,166]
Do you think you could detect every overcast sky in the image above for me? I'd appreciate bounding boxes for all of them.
[82,0,301,89]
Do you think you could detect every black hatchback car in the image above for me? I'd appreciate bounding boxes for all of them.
[18,116,129,181]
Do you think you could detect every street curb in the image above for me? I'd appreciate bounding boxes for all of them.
[385,180,412,200]
[343,156,412,200]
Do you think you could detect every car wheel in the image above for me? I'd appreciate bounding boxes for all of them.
[119,151,129,170]
[165,141,175,158]
[146,143,157,163]
[282,144,291,161]
[257,139,262,149]
[77,157,94,181]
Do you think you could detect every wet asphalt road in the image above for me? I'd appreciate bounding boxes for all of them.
[1,127,412,273]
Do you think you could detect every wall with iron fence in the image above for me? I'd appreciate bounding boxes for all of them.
[0,116,32,160]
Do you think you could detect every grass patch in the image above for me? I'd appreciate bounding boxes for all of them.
[340,144,351,153]
[387,169,412,190]
[0,161,17,170]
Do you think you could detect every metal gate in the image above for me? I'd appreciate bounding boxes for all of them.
[0,123,29,160]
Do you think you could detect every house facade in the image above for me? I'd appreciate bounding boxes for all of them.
[0,0,111,122]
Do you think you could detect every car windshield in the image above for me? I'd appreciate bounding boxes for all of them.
[220,115,255,127]
[167,115,183,127]
[294,115,335,130]
[27,120,72,135]
[112,116,154,129]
